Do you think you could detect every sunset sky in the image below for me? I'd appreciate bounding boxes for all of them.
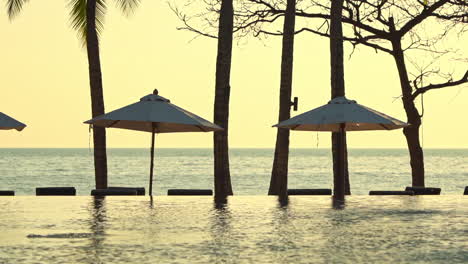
[1,0,466,148]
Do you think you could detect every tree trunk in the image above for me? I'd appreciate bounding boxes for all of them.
[330,0,349,199]
[86,0,108,189]
[391,38,425,187]
[332,135,350,194]
[214,0,234,199]
[269,0,296,197]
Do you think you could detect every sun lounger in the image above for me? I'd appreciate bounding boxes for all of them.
[167,189,213,196]
[369,190,414,195]
[108,187,145,195]
[91,189,138,196]
[0,190,14,196]
[405,187,441,195]
[36,187,76,196]
[287,189,332,195]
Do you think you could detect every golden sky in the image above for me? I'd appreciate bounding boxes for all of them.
[0,0,466,148]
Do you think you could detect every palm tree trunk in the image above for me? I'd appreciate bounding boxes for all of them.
[86,0,108,189]
[330,0,347,200]
[269,0,296,197]
[214,0,234,199]
[391,38,425,187]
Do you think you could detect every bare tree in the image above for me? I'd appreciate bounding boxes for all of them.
[172,0,467,189]
[214,0,235,199]
[231,0,468,188]
[269,0,296,197]
[171,0,235,198]
[173,0,353,195]
[330,0,347,200]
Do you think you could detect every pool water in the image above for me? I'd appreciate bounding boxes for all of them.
[1,196,467,263]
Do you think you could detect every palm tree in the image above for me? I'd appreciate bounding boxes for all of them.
[83,0,108,189]
[7,0,140,189]
[329,0,346,201]
[214,0,234,200]
[268,0,296,197]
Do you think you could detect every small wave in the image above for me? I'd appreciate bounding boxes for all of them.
[27,233,94,239]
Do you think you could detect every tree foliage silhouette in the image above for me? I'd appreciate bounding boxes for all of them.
[7,0,141,189]
[181,0,467,188]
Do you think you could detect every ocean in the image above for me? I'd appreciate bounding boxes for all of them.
[1,148,467,195]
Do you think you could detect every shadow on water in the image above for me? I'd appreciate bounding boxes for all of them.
[85,197,107,264]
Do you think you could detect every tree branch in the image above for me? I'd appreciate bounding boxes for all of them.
[412,70,468,99]
[291,27,393,54]
[295,10,391,39]
[399,0,451,36]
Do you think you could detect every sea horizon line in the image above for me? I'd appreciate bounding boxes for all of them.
[1,147,468,150]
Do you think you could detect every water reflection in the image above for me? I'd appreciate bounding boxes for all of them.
[400,194,421,208]
[214,195,228,207]
[209,198,240,263]
[278,195,289,207]
[322,201,355,263]
[332,197,346,210]
[149,195,154,209]
[1,196,467,263]
[86,197,107,264]
[271,197,299,263]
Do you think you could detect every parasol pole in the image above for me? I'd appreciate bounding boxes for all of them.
[149,123,156,196]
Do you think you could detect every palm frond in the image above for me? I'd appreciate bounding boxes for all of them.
[6,0,29,20]
[114,0,140,16]
[68,0,107,45]
[68,0,87,43]
[95,0,107,37]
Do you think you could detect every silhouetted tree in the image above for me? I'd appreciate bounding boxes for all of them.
[269,0,296,197]
[231,0,468,188]
[171,0,235,198]
[174,0,353,195]
[330,0,346,200]
[7,0,140,189]
[214,0,235,198]
[299,0,467,187]
[84,0,108,189]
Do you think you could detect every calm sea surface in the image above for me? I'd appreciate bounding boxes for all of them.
[1,196,467,263]
[0,148,467,195]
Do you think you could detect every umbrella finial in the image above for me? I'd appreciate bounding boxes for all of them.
[153,89,159,95]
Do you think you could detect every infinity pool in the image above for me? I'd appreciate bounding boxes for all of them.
[1,196,467,263]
